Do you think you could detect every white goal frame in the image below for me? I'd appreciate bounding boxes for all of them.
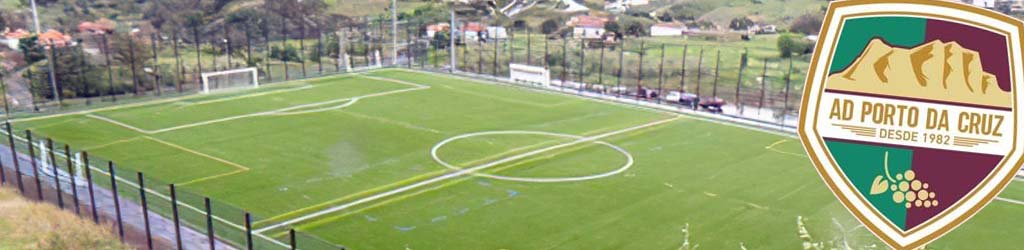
[509,64,550,86]
[201,67,260,94]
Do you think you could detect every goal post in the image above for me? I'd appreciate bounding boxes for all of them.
[509,64,550,86]
[201,67,260,94]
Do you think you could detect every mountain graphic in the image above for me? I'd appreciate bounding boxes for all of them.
[828,38,1011,108]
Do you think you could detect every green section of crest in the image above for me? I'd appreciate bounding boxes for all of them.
[829,16,927,74]
[825,140,911,230]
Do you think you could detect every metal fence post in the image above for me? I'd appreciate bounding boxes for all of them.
[598,44,606,88]
[245,212,254,250]
[282,17,290,81]
[578,40,585,94]
[170,184,183,250]
[736,49,748,113]
[299,21,307,77]
[461,40,468,72]
[173,31,183,92]
[26,130,42,201]
[205,197,216,250]
[5,123,23,194]
[83,152,98,223]
[695,47,704,99]
[0,152,5,186]
[759,58,769,111]
[137,172,153,249]
[712,50,721,98]
[494,37,500,77]
[290,229,297,250]
[561,38,568,88]
[64,146,79,215]
[478,38,483,73]
[151,33,162,96]
[680,44,688,92]
[616,41,624,98]
[109,162,125,242]
[318,30,324,75]
[47,138,63,209]
[636,40,645,100]
[783,58,794,119]
[657,44,665,103]
[527,27,532,65]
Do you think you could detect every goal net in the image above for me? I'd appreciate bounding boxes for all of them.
[510,64,550,86]
[201,67,259,94]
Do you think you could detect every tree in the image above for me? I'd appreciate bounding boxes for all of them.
[669,2,713,21]
[227,8,266,62]
[270,44,301,62]
[617,16,653,37]
[432,31,450,49]
[790,13,824,35]
[777,33,813,58]
[729,17,754,30]
[30,47,102,99]
[19,36,45,64]
[110,33,154,89]
[541,19,560,35]
[604,21,621,34]
[658,12,674,22]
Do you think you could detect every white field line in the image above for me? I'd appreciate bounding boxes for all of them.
[405,68,798,138]
[86,76,430,135]
[996,197,1024,206]
[9,77,344,124]
[0,130,291,249]
[187,85,315,106]
[254,116,681,234]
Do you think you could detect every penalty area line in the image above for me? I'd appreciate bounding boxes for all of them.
[86,76,430,135]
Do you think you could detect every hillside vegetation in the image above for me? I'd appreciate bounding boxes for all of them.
[0,187,130,250]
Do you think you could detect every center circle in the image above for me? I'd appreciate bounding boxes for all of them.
[430,131,634,183]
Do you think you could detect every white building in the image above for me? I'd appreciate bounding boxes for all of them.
[487,26,508,40]
[651,23,687,37]
[573,25,605,40]
[568,16,610,40]
[963,0,998,8]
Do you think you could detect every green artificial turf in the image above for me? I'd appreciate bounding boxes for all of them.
[10,69,1024,249]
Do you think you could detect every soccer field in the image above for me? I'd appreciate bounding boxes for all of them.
[11,69,1024,249]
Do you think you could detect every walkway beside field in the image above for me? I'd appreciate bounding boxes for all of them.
[0,144,237,250]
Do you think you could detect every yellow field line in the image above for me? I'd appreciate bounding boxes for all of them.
[142,136,250,171]
[177,169,248,186]
[765,139,806,158]
[82,137,143,151]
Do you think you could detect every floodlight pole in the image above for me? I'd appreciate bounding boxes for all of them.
[30,0,41,33]
[449,4,456,73]
[393,0,399,65]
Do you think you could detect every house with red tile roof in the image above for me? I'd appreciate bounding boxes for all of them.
[1,28,32,50]
[38,29,75,49]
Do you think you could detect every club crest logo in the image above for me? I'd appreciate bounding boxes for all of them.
[798,0,1024,249]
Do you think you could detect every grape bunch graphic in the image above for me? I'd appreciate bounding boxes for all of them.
[869,152,939,209]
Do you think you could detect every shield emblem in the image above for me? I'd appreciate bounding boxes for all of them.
[798,0,1024,249]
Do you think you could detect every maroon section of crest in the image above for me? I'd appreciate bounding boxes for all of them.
[905,148,1003,229]
[924,19,1012,91]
